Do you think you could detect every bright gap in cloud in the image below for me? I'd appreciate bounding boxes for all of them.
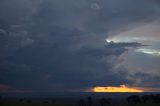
[105,35,160,57]
[89,85,144,92]
[136,48,160,56]
[86,85,160,92]
[105,37,146,43]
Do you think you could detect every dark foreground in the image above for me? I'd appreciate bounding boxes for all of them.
[0,101,160,106]
[0,93,160,106]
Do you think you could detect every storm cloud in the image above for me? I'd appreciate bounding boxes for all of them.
[0,0,160,91]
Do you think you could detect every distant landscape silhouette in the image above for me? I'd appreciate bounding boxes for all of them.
[0,93,160,106]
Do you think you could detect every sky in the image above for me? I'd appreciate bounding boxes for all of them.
[0,0,160,92]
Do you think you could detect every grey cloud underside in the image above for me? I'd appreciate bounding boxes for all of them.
[130,72,160,88]
[0,0,160,91]
[106,42,146,48]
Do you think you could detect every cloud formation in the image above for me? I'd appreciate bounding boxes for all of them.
[0,0,160,91]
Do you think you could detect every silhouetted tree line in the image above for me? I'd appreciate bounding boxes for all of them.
[0,95,3,105]
[0,94,160,106]
[78,96,112,106]
[127,94,160,105]
[78,94,160,106]
[18,98,56,104]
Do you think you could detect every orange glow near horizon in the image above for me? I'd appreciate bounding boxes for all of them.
[93,85,144,92]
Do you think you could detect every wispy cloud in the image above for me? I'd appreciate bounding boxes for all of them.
[136,48,160,56]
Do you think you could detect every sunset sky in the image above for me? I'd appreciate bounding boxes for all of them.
[0,0,160,92]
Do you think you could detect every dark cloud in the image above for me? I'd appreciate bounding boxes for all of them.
[130,72,160,88]
[0,0,160,91]
[106,42,146,48]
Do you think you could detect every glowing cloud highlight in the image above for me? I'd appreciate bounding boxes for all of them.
[136,48,160,56]
[93,85,144,92]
